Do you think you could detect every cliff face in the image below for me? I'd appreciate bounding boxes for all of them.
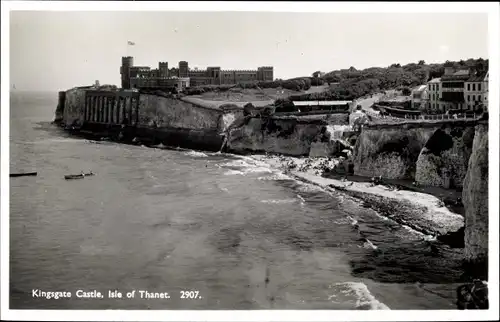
[226,113,350,156]
[415,127,475,189]
[226,117,323,156]
[61,87,87,128]
[54,91,66,124]
[353,122,478,186]
[138,94,222,131]
[462,124,488,271]
[352,125,433,179]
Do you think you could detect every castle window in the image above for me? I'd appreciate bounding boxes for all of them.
[467,83,470,91]
[472,83,476,91]
[478,83,481,91]
[468,95,470,101]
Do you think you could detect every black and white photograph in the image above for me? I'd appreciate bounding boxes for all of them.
[1,1,499,321]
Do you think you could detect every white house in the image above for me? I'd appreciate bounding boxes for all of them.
[410,84,429,110]
[464,71,488,111]
[426,78,441,112]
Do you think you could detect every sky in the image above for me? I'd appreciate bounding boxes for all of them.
[9,11,488,91]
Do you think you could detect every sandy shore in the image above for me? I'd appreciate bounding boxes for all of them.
[251,154,464,237]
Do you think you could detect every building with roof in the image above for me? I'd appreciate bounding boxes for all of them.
[410,84,429,110]
[439,67,470,111]
[426,77,442,112]
[424,67,489,113]
[292,100,353,112]
[120,56,274,91]
[464,71,488,111]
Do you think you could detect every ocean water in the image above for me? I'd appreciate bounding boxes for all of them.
[9,91,465,310]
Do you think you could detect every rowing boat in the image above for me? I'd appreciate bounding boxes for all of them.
[64,172,95,180]
[10,172,37,178]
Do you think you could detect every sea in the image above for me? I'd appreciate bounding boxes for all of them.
[8,91,465,310]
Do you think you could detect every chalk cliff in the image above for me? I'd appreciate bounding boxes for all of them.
[226,117,326,156]
[225,114,349,156]
[61,87,87,129]
[415,127,475,189]
[462,124,488,277]
[353,121,479,186]
[138,94,222,131]
[352,124,433,179]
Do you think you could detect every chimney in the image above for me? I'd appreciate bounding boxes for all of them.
[444,67,454,76]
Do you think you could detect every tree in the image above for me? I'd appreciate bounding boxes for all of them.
[418,60,425,65]
[312,71,322,78]
[401,87,411,96]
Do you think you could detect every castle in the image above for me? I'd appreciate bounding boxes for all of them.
[120,56,274,91]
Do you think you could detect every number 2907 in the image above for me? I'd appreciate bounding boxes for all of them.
[180,290,200,299]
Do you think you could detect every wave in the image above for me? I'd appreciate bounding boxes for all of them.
[220,159,273,175]
[17,138,82,145]
[224,170,245,176]
[152,143,167,149]
[261,199,297,204]
[257,173,293,181]
[347,215,358,226]
[362,238,378,250]
[328,282,390,310]
[184,150,208,158]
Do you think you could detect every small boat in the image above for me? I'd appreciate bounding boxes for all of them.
[64,174,84,180]
[64,172,94,180]
[10,172,37,178]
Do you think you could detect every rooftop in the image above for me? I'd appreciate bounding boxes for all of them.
[412,85,427,92]
[293,100,352,106]
[466,71,488,82]
[441,69,471,81]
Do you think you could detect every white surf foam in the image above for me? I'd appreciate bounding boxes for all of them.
[185,150,208,158]
[261,199,297,204]
[152,143,167,149]
[257,173,292,181]
[363,239,378,250]
[224,170,245,176]
[328,282,390,310]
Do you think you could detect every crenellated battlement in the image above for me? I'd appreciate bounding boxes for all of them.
[121,56,273,89]
[221,69,258,73]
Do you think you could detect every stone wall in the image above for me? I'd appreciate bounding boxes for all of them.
[462,124,488,275]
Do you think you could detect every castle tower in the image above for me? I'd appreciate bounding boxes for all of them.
[257,66,274,81]
[121,56,134,89]
[179,61,189,78]
[159,62,169,78]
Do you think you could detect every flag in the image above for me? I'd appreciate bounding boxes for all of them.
[127,41,135,46]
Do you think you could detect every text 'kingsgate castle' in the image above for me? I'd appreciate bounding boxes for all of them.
[120,56,274,91]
